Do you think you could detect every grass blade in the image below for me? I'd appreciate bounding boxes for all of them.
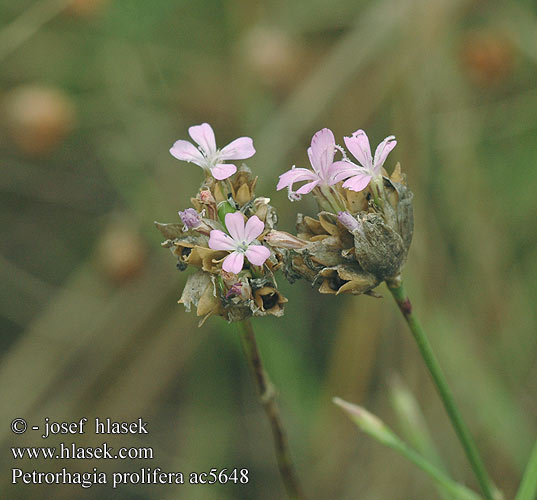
[334,397,482,500]
[515,438,537,500]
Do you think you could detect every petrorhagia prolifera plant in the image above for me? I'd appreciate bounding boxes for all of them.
[267,127,413,296]
[267,126,503,500]
[155,123,533,500]
[155,123,305,500]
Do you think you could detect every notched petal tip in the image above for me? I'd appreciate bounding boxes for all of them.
[219,137,256,160]
[222,251,244,274]
[188,123,216,154]
[208,229,236,251]
[344,132,373,170]
[244,215,265,242]
[211,163,237,180]
[224,211,246,241]
[169,140,205,165]
[245,244,270,266]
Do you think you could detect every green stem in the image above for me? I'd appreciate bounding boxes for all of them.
[237,320,306,500]
[386,278,498,500]
[370,178,384,210]
[319,185,344,213]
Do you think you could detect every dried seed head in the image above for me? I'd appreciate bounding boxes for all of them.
[269,171,414,295]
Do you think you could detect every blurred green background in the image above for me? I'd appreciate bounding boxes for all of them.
[1,0,536,499]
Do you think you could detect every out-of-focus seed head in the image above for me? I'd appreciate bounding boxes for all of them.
[96,218,147,284]
[65,0,110,18]
[3,85,75,156]
[460,29,515,87]
[240,26,302,91]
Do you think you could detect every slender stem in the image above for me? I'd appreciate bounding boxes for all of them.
[386,278,497,500]
[237,319,306,500]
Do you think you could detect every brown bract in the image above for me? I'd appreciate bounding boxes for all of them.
[179,271,223,326]
[318,264,379,295]
[253,286,288,316]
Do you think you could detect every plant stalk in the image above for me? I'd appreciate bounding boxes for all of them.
[238,319,306,500]
[387,278,497,500]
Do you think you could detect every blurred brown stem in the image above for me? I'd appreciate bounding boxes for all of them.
[238,319,306,500]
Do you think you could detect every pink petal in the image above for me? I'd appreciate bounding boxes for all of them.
[225,212,246,242]
[222,251,244,274]
[309,128,335,176]
[219,137,255,160]
[243,215,265,243]
[344,130,372,169]
[245,245,270,266]
[342,173,372,192]
[211,163,237,180]
[188,123,216,155]
[296,180,319,194]
[373,135,396,173]
[276,167,319,191]
[209,230,237,251]
[328,161,357,184]
[169,140,205,166]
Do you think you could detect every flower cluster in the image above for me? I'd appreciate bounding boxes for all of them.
[267,128,413,296]
[277,128,396,206]
[156,123,286,325]
[157,123,414,319]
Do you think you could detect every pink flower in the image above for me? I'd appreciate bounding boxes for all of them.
[276,128,345,199]
[333,130,396,192]
[208,212,271,274]
[170,123,255,180]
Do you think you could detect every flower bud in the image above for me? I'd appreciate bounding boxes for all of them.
[178,208,201,229]
[337,211,360,232]
[264,230,307,250]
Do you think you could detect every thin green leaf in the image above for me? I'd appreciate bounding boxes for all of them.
[334,397,482,500]
[515,438,537,500]
[389,376,452,500]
